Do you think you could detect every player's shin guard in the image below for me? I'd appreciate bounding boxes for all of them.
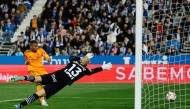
[19,94,39,108]
[24,75,35,82]
[36,83,44,101]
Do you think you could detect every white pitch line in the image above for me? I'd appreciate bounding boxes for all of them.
[0,87,128,90]
[0,97,131,103]
[53,97,131,100]
[0,98,25,103]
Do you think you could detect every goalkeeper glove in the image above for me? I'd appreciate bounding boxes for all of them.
[86,53,94,59]
[101,61,112,70]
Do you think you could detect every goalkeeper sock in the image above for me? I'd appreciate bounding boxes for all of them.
[36,83,44,101]
[24,76,35,82]
[19,93,39,108]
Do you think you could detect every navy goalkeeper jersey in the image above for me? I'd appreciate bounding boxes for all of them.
[58,56,102,85]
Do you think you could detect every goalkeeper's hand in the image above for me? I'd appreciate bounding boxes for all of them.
[86,53,94,59]
[101,61,112,70]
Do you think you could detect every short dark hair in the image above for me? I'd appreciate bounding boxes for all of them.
[30,40,37,45]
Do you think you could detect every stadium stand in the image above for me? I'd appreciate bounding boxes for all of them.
[0,0,35,55]
[1,0,190,56]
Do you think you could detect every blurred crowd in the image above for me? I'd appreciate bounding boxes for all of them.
[0,0,32,43]
[5,0,190,56]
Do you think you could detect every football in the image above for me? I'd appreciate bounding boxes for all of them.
[166,92,176,102]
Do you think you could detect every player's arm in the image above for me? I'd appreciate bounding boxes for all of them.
[41,48,51,62]
[24,51,30,65]
[86,61,112,75]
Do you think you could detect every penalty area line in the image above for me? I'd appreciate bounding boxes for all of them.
[0,98,25,103]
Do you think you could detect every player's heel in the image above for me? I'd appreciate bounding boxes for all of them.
[10,76,25,82]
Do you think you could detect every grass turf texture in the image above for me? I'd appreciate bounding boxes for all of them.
[0,83,190,109]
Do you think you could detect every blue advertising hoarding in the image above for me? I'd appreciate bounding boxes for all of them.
[0,55,189,64]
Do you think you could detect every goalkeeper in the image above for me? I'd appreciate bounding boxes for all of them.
[11,53,112,109]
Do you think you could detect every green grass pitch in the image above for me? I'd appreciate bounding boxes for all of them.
[0,83,190,109]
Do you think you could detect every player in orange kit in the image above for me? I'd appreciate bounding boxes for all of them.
[24,40,51,106]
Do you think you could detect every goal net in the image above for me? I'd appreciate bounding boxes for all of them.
[141,0,190,108]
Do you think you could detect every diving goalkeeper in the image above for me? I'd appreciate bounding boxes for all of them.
[11,53,112,109]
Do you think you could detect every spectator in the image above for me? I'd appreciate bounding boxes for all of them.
[83,41,91,53]
[106,31,116,49]
[60,49,68,56]
[71,34,81,49]
[79,47,87,56]
[160,41,167,55]
[52,6,58,20]
[147,48,154,56]
[112,22,120,36]
[98,47,104,56]
[76,13,84,26]
[15,9,22,24]
[9,1,17,13]
[30,15,39,29]
[75,25,83,35]
[72,48,78,56]
[4,19,14,42]
[15,47,23,56]
[7,48,14,56]
[143,42,148,54]
[102,23,110,36]
[165,48,175,55]
[24,26,30,36]
[0,20,5,41]
[37,14,43,28]
[126,48,133,56]
[144,30,153,41]
[10,13,18,29]
[17,1,28,19]
[3,3,9,13]
[120,42,127,55]
[92,30,99,43]
[91,43,99,55]
[89,35,95,46]
[43,4,52,20]
[97,37,104,48]
[19,42,26,53]
[104,47,110,56]
[55,47,60,56]
[111,42,120,55]
[65,42,73,55]
[4,13,9,23]
[127,29,134,42]
[71,17,77,27]
[15,35,22,46]
[164,17,173,30]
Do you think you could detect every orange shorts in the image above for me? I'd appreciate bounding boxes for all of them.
[29,69,48,76]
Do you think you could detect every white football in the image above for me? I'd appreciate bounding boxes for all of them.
[166,92,176,102]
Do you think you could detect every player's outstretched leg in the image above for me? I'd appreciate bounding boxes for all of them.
[10,76,42,83]
[36,83,48,106]
[14,89,45,109]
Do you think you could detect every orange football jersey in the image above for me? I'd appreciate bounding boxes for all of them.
[24,48,50,72]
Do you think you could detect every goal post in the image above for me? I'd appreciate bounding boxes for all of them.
[135,0,143,109]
